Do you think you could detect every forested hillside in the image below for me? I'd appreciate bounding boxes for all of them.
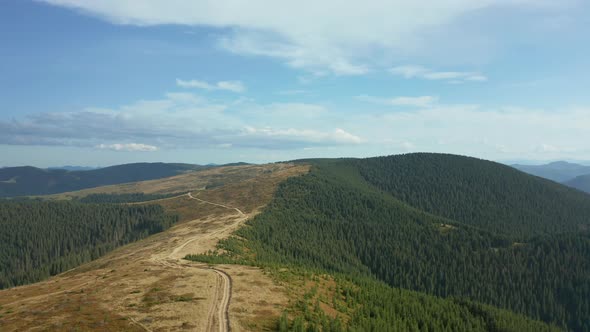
[76,192,185,204]
[192,154,590,331]
[357,154,590,237]
[0,162,203,197]
[0,201,178,289]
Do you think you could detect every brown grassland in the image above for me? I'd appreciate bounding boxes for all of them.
[0,163,308,331]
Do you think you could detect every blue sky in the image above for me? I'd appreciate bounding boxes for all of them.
[1,0,590,167]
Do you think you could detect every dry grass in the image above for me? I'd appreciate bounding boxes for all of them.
[47,163,303,200]
[191,163,308,215]
[270,270,351,325]
[0,163,309,332]
[222,265,290,331]
[158,195,229,223]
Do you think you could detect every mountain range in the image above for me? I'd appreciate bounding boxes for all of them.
[512,161,590,193]
[565,174,590,193]
[0,162,205,198]
[1,154,589,331]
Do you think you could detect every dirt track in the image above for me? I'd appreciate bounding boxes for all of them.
[151,192,242,332]
[186,192,238,332]
[0,163,308,331]
[188,192,245,216]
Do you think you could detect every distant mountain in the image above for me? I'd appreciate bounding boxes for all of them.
[512,161,590,182]
[46,166,98,171]
[0,162,205,198]
[565,174,590,193]
[205,162,251,167]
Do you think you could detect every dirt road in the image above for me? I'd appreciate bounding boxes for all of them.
[188,192,245,216]
[146,191,243,332]
[207,269,231,332]
[0,163,307,331]
[185,192,242,332]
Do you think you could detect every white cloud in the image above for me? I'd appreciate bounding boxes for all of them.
[216,81,246,93]
[535,144,578,154]
[388,65,430,78]
[39,0,571,74]
[2,85,590,160]
[332,128,363,144]
[359,105,590,160]
[276,89,307,95]
[97,143,159,152]
[176,79,245,93]
[424,72,487,82]
[390,65,487,83]
[241,127,363,147]
[356,95,438,107]
[0,88,362,151]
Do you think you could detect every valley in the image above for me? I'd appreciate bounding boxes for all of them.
[0,163,307,331]
[1,154,589,331]
[4,3,589,331]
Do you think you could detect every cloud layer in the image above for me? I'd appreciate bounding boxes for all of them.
[3,85,589,160]
[97,143,158,152]
[0,91,362,151]
[176,79,245,93]
[360,105,590,160]
[356,95,438,108]
[40,0,570,74]
[389,65,487,83]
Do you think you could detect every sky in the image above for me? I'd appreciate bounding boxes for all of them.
[1,0,590,167]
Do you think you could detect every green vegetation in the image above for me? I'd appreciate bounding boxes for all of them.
[268,269,559,332]
[77,192,185,204]
[357,154,590,237]
[0,200,178,289]
[190,154,590,331]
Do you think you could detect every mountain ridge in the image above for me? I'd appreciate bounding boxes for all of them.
[565,173,590,193]
[199,153,590,330]
[512,161,590,183]
[0,162,206,197]
[1,154,588,330]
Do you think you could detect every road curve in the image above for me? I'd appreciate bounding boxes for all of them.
[187,192,245,216]
[145,192,243,331]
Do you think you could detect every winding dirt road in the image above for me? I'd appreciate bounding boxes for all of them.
[2,194,240,332]
[185,192,240,332]
[0,164,308,331]
[188,192,245,216]
[119,192,243,331]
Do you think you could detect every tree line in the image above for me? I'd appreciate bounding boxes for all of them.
[76,192,184,204]
[0,200,178,289]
